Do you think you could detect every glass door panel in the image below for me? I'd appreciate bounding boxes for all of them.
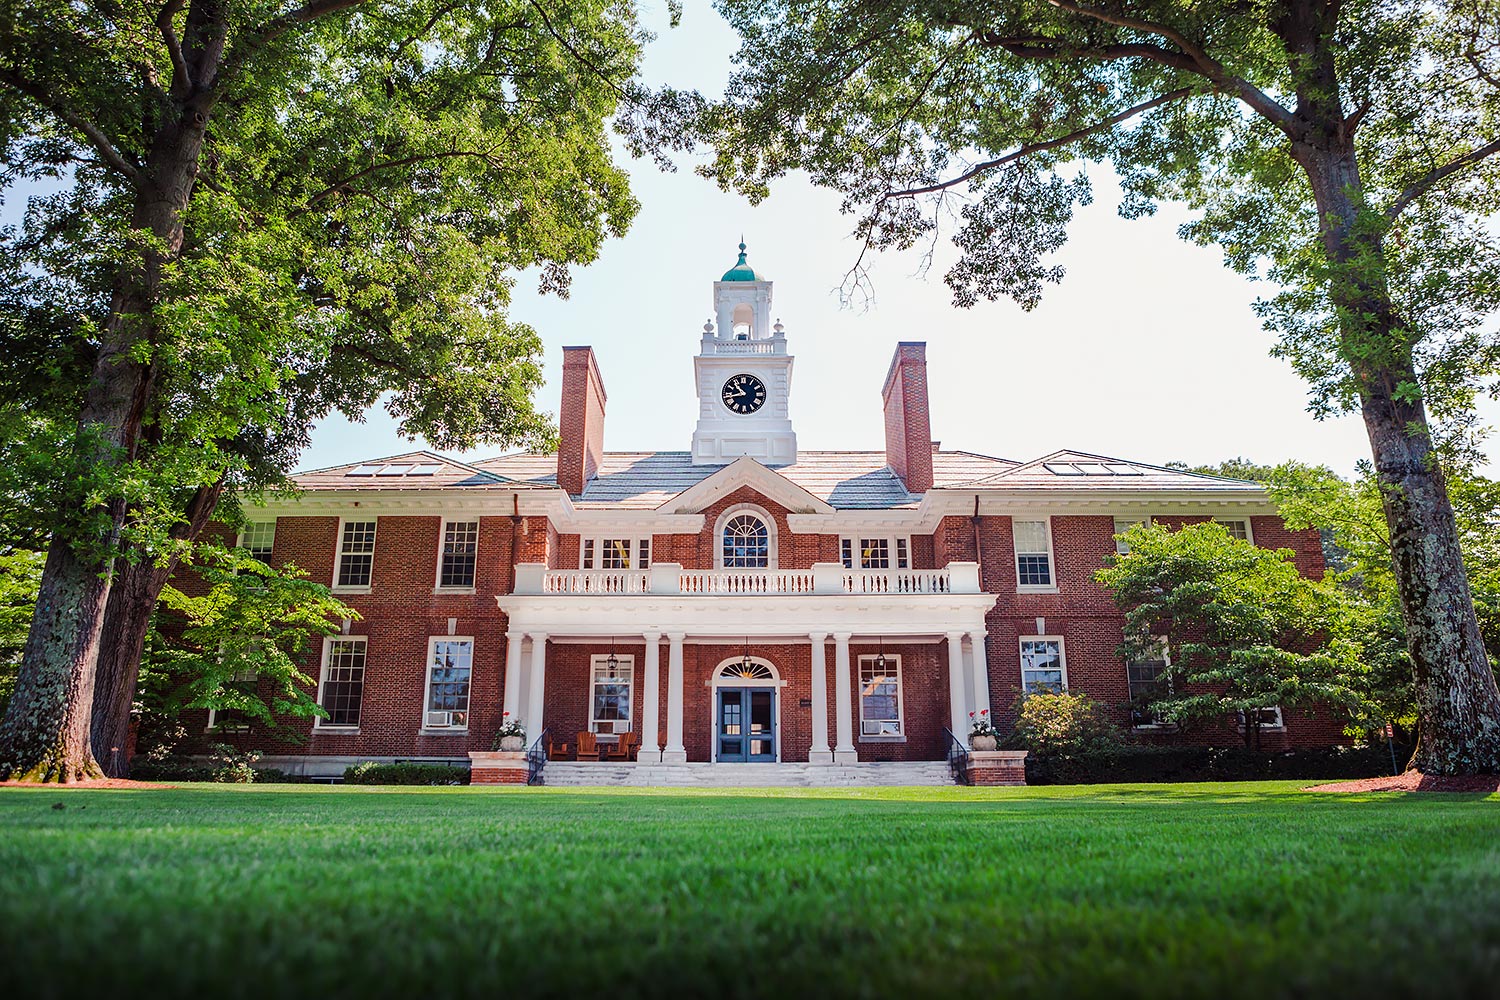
[747,690,775,761]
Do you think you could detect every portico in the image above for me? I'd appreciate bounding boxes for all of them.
[496,561,996,765]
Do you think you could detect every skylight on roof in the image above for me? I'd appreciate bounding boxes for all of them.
[376,464,412,476]
[1043,461,1144,476]
[408,463,442,476]
[347,465,381,476]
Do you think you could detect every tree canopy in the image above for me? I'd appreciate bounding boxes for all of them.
[0,0,664,780]
[699,0,1500,772]
[1097,521,1368,746]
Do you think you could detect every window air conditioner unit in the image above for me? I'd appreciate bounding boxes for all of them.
[428,711,462,728]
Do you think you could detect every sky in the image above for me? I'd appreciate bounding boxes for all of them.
[14,2,1500,478]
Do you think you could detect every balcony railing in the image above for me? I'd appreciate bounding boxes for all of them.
[512,562,982,596]
[701,334,788,356]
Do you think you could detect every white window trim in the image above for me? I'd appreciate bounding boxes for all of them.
[1013,517,1058,593]
[237,520,276,559]
[840,535,912,571]
[579,536,652,570]
[433,518,480,594]
[1237,705,1285,731]
[856,653,905,741]
[1213,517,1255,544]
[588,653,635,734]
[1113,516,1148,556]
[1019,635,1068,693]
[313,635,367,732]
[332,517,377,594]
[421,635,474,734]
[713,503,778,570]
[1126,639,1175,729]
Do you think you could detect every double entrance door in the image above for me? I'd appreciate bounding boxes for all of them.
[716,687,776,762]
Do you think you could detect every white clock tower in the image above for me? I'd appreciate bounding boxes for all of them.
[690,242,798,465]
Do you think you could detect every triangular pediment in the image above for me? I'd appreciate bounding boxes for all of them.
[656,456,834,514]
[293,450,515,490]
[963,449,1263,492]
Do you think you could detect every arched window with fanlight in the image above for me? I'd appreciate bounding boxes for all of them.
[720,511,772,569]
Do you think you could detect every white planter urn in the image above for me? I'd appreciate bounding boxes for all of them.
[970,734,998,752]
[498,735,525,752]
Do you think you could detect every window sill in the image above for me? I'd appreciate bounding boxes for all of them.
[859,734,907,743]
[314,726,360,735]
[1237,726,1287,733]
[419,728,470,737]
[1016,586,1059,594]
[331,586,372,595]
[432,587,478,596]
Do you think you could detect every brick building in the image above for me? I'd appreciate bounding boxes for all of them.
[202,244,1337,780]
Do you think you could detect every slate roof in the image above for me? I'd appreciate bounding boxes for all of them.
[956,450,1263,493]
[468,450,1020,509]
[290,447,1261,509]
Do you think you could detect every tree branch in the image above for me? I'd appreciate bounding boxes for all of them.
[884,87,1193,199]
[979,34,1200,75]
[291,149,506,214]
[157,0,192,97]
[524,0,632,104]
[216,0,372,88]
[0,71,144,188]
[1386,136,1500,221]
[1040,0,1297,132]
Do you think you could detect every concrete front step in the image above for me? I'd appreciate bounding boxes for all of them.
[539,761,956,788]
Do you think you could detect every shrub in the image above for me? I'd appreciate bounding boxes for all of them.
[342,762,469,786]
[1007,691,1125,754]
[1024,742,1416,785]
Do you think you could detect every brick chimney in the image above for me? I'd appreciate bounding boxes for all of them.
[882,342,934,493]
[557,346,607,496]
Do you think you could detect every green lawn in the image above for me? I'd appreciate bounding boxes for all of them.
[2,783,1497,999]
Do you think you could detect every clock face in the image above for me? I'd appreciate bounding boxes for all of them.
[721,373,768,414]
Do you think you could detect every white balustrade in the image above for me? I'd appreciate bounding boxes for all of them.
[677,570,816,594]
[531,565,975,596]
[540,570,649,594]
[708,339,784,355]
[842,569,953,594]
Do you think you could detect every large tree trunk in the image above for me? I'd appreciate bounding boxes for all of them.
[0,97,213,780]
[1296,141,1500,774]
[0,545,111,781]
[92,479,227,777]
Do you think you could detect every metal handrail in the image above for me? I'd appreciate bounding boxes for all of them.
[942,727,972,786]
[526,727,551,786]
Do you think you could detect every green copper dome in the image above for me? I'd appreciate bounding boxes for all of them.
[720,240,766,281]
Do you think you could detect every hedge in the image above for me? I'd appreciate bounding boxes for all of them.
[342,762,470,786]
[1024,742,1415,785]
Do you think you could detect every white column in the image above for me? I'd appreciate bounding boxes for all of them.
[662,632,687,764]
[946,631,969,742]
[968,629,992,722]
[641,631,662,763]
[833,631,857,764]
[808,632,831,764]
[501,631,524,723]
[525,632,548,744]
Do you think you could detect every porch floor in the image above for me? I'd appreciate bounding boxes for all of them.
[539,761,955,788]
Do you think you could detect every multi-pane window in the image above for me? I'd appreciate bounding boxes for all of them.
[840,536,911,570]
[858,655,903,736]
[581,538,651,570]
[335,520,377,588]
[1216,518,1251,541]
[1013,520,1054,588]
[1127,650,1172,727]
[317,637,367,727]
[240,521,275,560]
[1020,638,1067,693]
[438,521,478,589]
[425,638,472,729]
[722,514,770,568]
[1238,706,1285,729]
[590,655,633,733]
[1113,517,1145,556]
[207,665,258,733]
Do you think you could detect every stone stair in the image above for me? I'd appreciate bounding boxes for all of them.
[538,760,955,788]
